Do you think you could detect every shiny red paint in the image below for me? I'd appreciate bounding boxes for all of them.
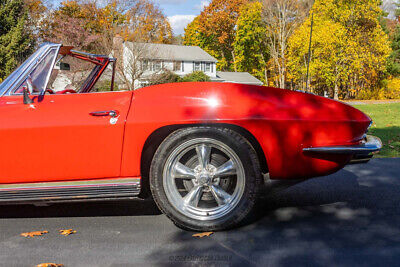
[122,82,370,180]
[0,91,133,184]
[0,82,371,184]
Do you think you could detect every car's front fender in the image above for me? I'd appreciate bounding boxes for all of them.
[120,82,371,180]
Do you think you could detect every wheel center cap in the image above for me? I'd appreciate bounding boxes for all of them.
[198,174,211,185]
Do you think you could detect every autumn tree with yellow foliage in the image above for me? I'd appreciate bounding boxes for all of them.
[184,0,249,71]
[262,0,311,89]
[287,0,391,99]
[125,0,173,44]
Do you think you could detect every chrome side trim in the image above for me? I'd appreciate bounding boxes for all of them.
[0,178,141,203]
[303,135,382,155]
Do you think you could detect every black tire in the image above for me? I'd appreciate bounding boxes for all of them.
[149,126,262,231]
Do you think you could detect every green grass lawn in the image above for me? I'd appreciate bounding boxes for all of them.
[354,103,400,158]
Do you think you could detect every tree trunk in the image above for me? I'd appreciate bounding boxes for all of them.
[280,71,285,89]
[231,51,237,72]
[334,82,339,100]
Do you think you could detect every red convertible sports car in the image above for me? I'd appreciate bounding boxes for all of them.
[0,43,382,231]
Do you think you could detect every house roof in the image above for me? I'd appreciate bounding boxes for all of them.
[125,42,218,62]
[216,72,264,86]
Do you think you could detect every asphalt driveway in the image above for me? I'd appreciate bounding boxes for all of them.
[1,158,400,267]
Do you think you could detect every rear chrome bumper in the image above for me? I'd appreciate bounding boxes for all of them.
[303,135,382,164]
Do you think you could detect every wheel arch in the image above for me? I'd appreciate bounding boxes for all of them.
[139,123,268,198]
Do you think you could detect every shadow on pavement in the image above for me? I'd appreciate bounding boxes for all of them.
[146,158,400,266]
[0,198,162,218]
[1,159,400,266]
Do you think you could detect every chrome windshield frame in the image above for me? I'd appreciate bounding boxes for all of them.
[0,43,62,97]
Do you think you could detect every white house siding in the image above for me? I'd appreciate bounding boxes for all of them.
[51,73,73,91]
[116,40,262,90]
[183,61,193,75]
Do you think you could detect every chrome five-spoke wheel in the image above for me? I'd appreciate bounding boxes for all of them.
[150,127,261,231]
[163,138,245,221]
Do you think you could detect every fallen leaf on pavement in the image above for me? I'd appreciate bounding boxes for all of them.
[20,231,48,237]
[36,263,63,267]
[59,229,76,236]
[192,232,213,238]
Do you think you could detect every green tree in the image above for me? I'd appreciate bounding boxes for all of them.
[287,0,391,99]
[387,26,400,76]
[386,3,400,77]
[234,2,268,84]
[0,0,35,80]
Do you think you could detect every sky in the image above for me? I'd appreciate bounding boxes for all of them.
[48,0,397,36]
[49,0,209,35]
[155,0,209,35]
[382,0,397,19]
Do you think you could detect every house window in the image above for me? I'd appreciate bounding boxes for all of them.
[153,61,162,72]
[194,62,201,71]
[139,81,149,88]
[205,63,211,72]
[142,60,150,71]
[173,61,182,71]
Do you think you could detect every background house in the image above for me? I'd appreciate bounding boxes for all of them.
[50,40,264,91]
[118,40,263,90]
[215,71,264,86]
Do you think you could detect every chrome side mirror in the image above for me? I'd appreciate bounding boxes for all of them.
[23,75,35,104]
[23,88,34,104]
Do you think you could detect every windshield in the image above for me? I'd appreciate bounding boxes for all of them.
[0,43,115,96]
[0,44,60,96]
[0,46,46,96]
[13,49,58,94]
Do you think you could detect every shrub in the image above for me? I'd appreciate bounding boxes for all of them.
[181,71,211,82]
[147,70,181,86]
[385,78,400,99]
[93,80,119,92]
[356,78,400,100]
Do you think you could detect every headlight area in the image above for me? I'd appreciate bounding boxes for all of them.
[360,121,373,144]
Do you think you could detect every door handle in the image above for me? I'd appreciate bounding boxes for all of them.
[90,110,119,117]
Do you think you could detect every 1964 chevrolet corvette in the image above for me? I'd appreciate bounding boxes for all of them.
[0,43,382,231]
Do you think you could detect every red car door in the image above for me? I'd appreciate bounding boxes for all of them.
[0,91,133,184]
